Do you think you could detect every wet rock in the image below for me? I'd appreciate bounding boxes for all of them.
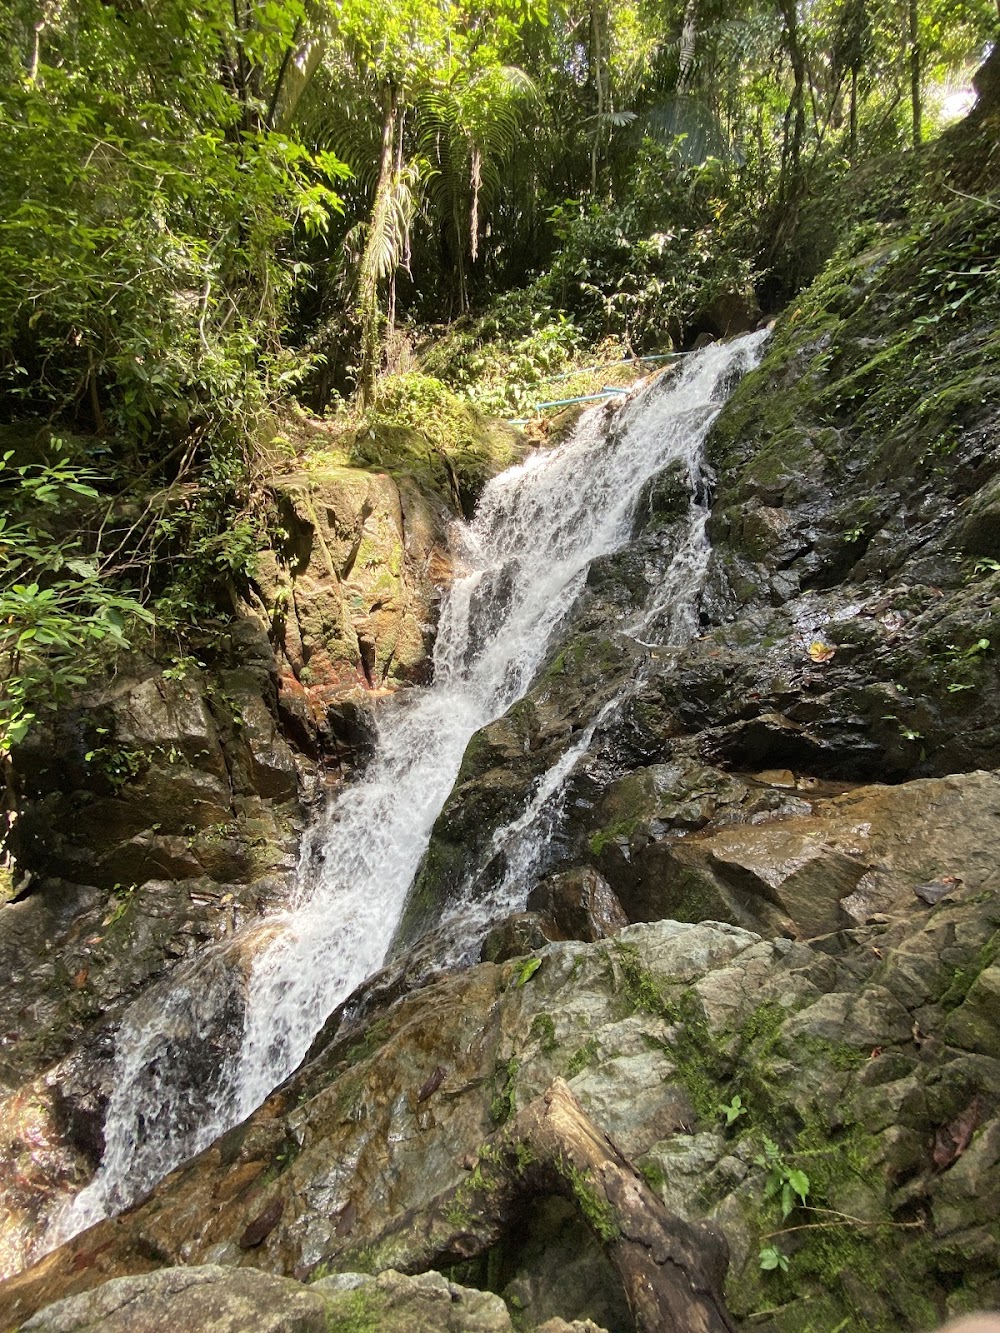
[587,771,1000,940]
[526,868,628,942]
[395,631,646,948]
[535,1321,610,1333]
[944,968,1000,1059]
[481,912,558,962]
[0,643,311,1279]
[259,468,451,701]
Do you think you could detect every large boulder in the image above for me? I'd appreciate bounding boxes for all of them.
[20,1264,513,1333]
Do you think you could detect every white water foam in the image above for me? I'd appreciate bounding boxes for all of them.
[46,330,767,1249]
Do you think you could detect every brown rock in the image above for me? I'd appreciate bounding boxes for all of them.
[481,912,558,963]
[527,867,629,942]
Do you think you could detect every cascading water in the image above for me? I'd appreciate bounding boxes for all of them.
[46,329,767,1251]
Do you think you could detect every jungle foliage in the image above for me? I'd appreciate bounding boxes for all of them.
[0,0,996,747]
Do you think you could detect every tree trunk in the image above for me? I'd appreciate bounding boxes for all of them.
[268,31,326,131]
[767,0,809,274]
[589,0,607,194]
[677,0,699,94]
[776,0,807,199]
[849,64,858,161]
[386,108,407,346]
[329,1080,738,1333]
[357,84,399,410]
[908,0,922,148]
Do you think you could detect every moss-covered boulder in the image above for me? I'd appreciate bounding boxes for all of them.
[19,1264,515,1333]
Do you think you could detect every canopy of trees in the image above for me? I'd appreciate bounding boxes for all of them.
[1,0,994,424]
[0,0,995,747]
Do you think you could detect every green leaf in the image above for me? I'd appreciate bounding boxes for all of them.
[759,1246,789,1273]
[66,559,99,579]
[514,957,542,987]
[786,1168,810,1204]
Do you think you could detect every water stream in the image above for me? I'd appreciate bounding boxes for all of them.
[47,329,767,1249]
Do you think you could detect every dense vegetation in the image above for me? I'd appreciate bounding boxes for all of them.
[0,0,995,749]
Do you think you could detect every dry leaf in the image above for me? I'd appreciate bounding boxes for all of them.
[239,1196,284,1249]
[807,640,836,663]
[417,1065,447,1102]
[932,1095,982,1171]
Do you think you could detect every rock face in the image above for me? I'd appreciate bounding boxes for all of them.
[588,768,1000,940]
[247,407,523,763]
[3,883,1000,1331]
[21,1264,515,1333]
[0,630,307,1280]
[254,469,451,758]
[405,81,1000,952]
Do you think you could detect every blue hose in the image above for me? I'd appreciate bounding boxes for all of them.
[505,352,686,423]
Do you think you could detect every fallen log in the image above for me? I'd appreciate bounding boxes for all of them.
[330,1077,738,1333]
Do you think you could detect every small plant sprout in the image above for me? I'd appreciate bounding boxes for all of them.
[759,1244,790,1272]
[719,1094,748,1126]
[755,1136,810,1219]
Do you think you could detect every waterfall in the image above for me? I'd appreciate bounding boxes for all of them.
[46,330,767,1250]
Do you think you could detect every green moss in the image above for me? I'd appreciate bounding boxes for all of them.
[513,1141,535,1174]
[638,1158,665,1193]
[612,940,671,1016]
[738,1001,786,1051]
[329,1068,367,1122]
[586,810,642,853]
[529,1012,557,1053]
[544,649,566,678]
[727,1112,923,1332]
[565,1037,599,1079]
[342,1016,392,1067]
[393,836,467,946]
[793,1112,884,1197]
[940,928,1000,1010]
[611,941,730,1121]
[323,1286,384,1333]
[737,430,816,493]
[356,373,522,511]
[444,1196,477,1229]
[795,1035,868,1073]
[557,1160,620,1243]
[489,1056,519,1125]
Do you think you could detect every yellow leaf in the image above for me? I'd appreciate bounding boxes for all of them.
[807,640,836,663]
